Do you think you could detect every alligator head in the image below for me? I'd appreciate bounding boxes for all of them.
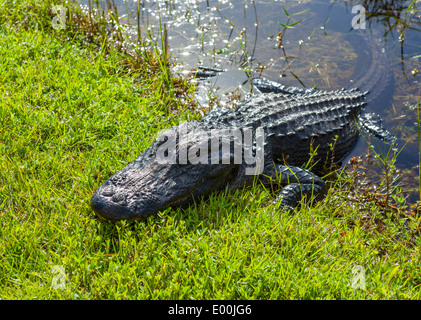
[91,124,239,221]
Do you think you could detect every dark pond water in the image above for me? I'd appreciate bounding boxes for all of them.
[80,0,421,202]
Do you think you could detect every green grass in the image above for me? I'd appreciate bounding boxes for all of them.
[1,1,421,299]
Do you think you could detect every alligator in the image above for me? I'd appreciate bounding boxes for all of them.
[90,31,393,221]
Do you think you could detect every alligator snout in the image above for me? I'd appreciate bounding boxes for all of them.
[91,184,163,221]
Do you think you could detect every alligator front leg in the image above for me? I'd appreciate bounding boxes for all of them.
[265,165,327,211]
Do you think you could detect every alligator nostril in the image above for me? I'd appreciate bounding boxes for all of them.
[101,188,114,197]
[111,193,125,203]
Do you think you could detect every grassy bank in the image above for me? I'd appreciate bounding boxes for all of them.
[0,1,420,299]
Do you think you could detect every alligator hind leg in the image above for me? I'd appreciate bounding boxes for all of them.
[359,112,395,143]
[264,164,327,211]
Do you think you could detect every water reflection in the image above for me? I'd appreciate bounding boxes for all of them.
[343,0,421,82]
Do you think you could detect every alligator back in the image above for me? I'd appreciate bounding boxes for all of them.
[200,87,367,174]
[264,89,367,171]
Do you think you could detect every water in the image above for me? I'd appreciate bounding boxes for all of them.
[80,0,421,202]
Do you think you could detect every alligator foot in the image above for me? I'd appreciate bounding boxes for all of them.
[265,164,327,211]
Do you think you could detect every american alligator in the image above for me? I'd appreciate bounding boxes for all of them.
[90,31,392,221]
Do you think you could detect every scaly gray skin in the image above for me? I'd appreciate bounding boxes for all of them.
[91,31,392,221]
